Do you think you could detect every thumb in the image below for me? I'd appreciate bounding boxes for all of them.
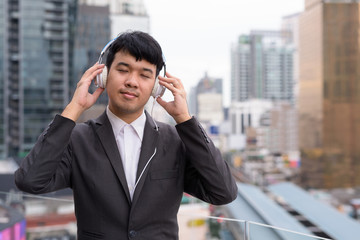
[90,87,105,105]
[93,87,105,99]
[156,97,167,108]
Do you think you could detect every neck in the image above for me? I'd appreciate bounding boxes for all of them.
[108,106,144,124]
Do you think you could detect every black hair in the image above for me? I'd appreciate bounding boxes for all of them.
[105,31,165,77]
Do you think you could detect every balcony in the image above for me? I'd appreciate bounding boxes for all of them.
[43,22,67,32]
[43,31,67,41]
[44,13,65,22]
[44,2,66,13]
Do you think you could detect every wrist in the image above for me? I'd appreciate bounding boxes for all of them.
[61,101,85,122]
[174,113,192,124]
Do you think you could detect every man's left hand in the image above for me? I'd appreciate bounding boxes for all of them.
[156,72,192,124]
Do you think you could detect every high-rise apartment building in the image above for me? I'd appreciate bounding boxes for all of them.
[0,1,6,158]
[109,0,149,37]
[282,13,301,106]
[79,0,149,37]
[267,102,298,154]
[299,0,360,188]
[191,73,223,125]
[73,3,111,105]
[1,0,77,157]
[188,73,224,149]
[231,31,295,104]
[231,35,251,102]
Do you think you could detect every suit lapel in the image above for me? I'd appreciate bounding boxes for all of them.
[132,111,159,206]
[94,112,131,203]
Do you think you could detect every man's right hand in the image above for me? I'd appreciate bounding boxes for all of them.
[61,63,105,122]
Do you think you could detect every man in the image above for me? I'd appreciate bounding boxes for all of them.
[15,31,237,239]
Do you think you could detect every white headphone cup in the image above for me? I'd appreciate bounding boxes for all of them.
[151,79,159,97]
[151,77,166,98]
[101,66,108,88]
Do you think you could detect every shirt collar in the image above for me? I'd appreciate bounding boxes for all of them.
[106,106,146,141]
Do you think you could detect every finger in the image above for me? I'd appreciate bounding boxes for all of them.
[159,80,177,92]
[165,72,176,79]
[159,75,183,90]
[90,67,105,81]
[80,64,105,85]
[92,87,105,99]
[156,96,167,109]
[164,72,184,84]
[84,62,104,75]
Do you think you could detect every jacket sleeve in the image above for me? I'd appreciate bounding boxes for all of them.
[14,114,76,194]
[176,117,238,205]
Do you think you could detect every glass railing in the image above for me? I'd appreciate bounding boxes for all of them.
[177,209,332,240]
[245,221,332,240]
[0,191,332,240]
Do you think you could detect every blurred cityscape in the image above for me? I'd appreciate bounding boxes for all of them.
[1,0,360,239]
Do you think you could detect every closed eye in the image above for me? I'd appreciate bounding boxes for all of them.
[141,74,151,79]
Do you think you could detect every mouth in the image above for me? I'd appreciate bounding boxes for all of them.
[120,90,138,99]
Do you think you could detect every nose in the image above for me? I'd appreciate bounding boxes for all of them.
[124,73,139,88]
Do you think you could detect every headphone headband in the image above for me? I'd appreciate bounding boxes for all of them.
[98,37,118,64]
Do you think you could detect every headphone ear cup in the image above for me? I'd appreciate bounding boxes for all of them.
[95,66,107,88]
[151,77,166,98]
[101,66,108,88]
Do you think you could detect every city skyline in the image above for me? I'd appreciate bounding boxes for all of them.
[143,0,304,106]
[2,1,360,238]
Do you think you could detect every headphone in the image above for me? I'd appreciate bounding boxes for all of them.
[95,37,166,98]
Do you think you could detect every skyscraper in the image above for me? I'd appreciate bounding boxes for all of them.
[299,0,360,188]
[194,72,223,125]
[1,0,77,157]
[231,31,295,104]
[0,1,6,158]
[73,3,111,105]
[109,0,149,37]
[282,13,301,106]
[78,0,150,37]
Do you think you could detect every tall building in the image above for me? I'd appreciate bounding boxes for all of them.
[79,0,150,37]
[267,102,298,154]
[299,0,360,188]
[187,73,224,149]
[231,31,295,104]
[228,99,273,151]
[0,1,6,158]
[192,72,223,125]
[1,0,77,157]
[73,3,111,106]
[282,13,301,106]
[231,35,250,102]
[109,0,149,37]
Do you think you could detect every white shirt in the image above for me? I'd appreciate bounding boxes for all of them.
[106,106,146,200]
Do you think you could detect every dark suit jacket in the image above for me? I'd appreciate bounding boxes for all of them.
[15,111,237,240]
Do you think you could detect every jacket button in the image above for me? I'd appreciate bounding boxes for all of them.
[129,230,137,238]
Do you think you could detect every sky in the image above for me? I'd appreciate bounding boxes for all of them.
[143,0,304,106]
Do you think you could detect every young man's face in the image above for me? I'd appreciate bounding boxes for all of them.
[106,51,157,122]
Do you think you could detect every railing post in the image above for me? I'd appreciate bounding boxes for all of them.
[244,221,250,240]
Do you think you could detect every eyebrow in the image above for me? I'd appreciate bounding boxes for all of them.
[116,62,154,75]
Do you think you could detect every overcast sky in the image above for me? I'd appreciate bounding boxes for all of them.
[143,0,304,105]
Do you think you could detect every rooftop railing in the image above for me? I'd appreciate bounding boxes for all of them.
[0,191,333,240]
